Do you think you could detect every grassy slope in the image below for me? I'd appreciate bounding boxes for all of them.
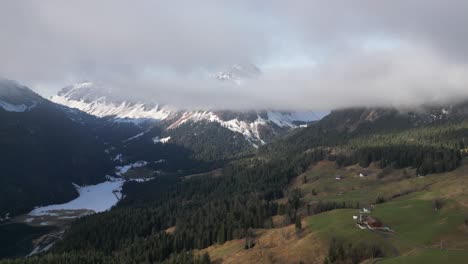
[304,160,468,263]
[379,249,468,264]
[196,220,326,264]
[296,161,431,206]
[197,160,468,263]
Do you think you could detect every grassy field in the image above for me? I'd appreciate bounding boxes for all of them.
[307,209,400,256]
[379,248,468,264]
[372,195,467,248]
[295,161,435,207]
[301,160,468,262]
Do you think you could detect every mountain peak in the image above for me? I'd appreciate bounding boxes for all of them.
[56,82,112,104]
[58,81,94,95]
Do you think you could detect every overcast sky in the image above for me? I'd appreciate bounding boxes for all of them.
[1,0,468,110]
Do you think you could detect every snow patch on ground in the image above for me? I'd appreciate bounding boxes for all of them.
[113,153,123,162]
[153,136,171,144]
[124,130,150,142]
[28,177,125,216]
[115,161,149,176]
[0,100,37,112]
[128,177,155,183]
[28,242,55,257]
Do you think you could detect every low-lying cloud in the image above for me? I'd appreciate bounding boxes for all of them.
[1,0,468,110]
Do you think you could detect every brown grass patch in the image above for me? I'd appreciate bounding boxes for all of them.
[196,219,326,264]
[165,226,175,234]
[271,215,289,228]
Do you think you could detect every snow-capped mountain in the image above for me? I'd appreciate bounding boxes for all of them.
[51,82,328,145]
[51,82,172,122]
[0,79,44,112]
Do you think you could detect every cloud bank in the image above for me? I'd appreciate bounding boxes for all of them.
[1,0,468,110]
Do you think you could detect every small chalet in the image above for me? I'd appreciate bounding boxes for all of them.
[354,208,392,232]
[366,216,383,229]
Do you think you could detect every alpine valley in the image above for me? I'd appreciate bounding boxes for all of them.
[4,2,468,263]
[3,78,468,264]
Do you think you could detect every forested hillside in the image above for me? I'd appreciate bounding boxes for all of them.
[4,105,468,263]
[165,121,254,162]
[0,102,112,217]
[262,107,468,175]
[0,151,318,263]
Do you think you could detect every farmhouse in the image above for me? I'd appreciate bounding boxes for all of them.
[354,209,392,232]
[365,216,383,229]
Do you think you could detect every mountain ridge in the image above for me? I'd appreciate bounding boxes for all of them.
[51,81,328,145]
[0,79,44,112]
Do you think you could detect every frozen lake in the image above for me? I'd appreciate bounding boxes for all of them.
[29,177,125,216]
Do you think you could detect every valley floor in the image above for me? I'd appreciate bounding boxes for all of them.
[1,177,126,258]
[4,159,468,263]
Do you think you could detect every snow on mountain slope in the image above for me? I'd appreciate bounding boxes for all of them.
[0,79,42,112]
[51,82,327,144]
[153,136,171,144]
[115,161,149,176]
[123,129,151,142]
[51,82,171,122]
[52,95,171,121]
[167,111,268,144]
[0,100,37,112]
[267,111,328,128]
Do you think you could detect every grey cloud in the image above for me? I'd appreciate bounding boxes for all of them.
[1,1,468,110]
